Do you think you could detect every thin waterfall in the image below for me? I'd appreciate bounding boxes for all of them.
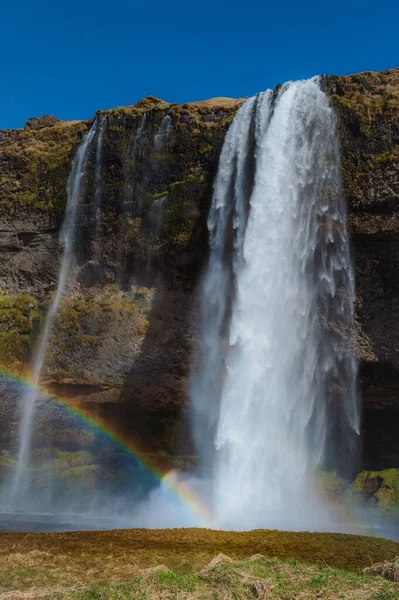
[91,115,106,262]
[192,78,359,530]
[154,115,172,151]
[133,113,147,158]
[93,114,106,224]
[149,195,167,235]
[10,121,97,504]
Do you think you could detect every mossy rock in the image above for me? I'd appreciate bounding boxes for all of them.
[0,118,88,216]
[316,470,347,500]
[346,468,399,516]
[0,332,30,374]
[0,293,38,335]
[41,449,96,470]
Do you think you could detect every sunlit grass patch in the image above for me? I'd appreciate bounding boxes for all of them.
[0,528,398,597]
[52,554,399,600]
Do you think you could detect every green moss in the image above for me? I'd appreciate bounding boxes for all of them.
[316,470,347,499]
[46,286,151,377]
[52,464,99,484]
[150,190,168,200]
[331,92,385,123]
[76,334,101,346]
[0,332,29,373]
[137,319,150,335]
[347,469,399,516]
[370,148,399,169]
[0,293,38,336]
[0,120,87,212]
[0,450,15,467]
[56,306,80,333]
[42,450,95,470]
[34,200,54,211]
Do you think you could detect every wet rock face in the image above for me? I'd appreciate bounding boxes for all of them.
[328,68,399,469]
[0,73,398,467]
[0,96,243,457]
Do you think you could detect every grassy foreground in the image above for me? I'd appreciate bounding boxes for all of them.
[0,528,398,599]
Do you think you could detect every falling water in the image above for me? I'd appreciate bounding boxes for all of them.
[133,113,147,158]
[190,95,258,472]
[93,114,106,222]
[91,115,106,263]
[192,78,359,530]
[149,195,167,235]
[10,122,98,504]
[154,115,172,151]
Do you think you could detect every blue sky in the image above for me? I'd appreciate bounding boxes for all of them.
[1,0,398,129]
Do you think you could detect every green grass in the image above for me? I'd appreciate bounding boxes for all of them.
[46,555,399,600]
[0,528,398,598]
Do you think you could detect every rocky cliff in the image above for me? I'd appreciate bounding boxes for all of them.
[0,69,398,472]
[328,68,399,469]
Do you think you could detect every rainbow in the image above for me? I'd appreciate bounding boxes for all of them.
[0,369,215,527]
[0,369,368,536]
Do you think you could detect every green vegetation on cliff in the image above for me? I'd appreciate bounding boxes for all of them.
[0,118,87,213]
[328,68,399,217]
[0,291,39,373]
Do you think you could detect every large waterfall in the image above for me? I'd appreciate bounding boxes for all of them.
[9,121,98,504]
[191,78,359,530]
[1,78,361,533]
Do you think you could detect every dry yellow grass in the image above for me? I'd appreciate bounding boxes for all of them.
[1,552,397,600]
[363,556,399,582]
[0,528,398,597]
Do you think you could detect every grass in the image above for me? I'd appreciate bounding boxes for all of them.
[43,553,399,599]
[0,529,399,597]
[0,119,87,212]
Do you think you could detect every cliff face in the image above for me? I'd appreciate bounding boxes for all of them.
[0,70,398,470]
[0,97,243,456]
[328,68,399,469]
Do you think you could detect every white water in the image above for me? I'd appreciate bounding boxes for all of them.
[192,78,359,530]
[10,122,98,504]
[190,95,258,471]
[93,114,106,222]
[133,113,147,157]
[154,115,172,151]
[91,115,106,260]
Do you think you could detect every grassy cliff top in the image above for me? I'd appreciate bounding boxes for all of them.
[329,67,399,118]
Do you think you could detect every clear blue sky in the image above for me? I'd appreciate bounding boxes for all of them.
[1,0,398,129]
